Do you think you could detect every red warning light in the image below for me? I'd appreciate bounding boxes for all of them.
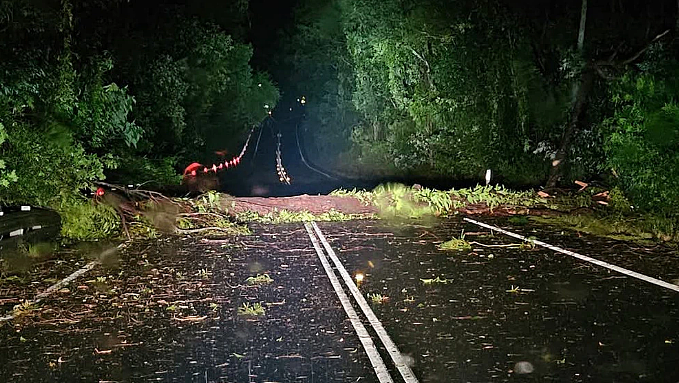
[183,163,204,177]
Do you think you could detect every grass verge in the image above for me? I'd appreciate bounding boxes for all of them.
[532,213,678,243]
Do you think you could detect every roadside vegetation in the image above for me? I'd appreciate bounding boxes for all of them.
[235,209,373,224]
[334,183,550,217]
[285,0,679,242]
[333,183,679,243]
[533,213,679,243]
[1,0,677,246]
[0,0,277,240]
[237,302,265,317]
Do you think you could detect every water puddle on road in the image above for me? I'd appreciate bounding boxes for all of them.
[316,218,679,382]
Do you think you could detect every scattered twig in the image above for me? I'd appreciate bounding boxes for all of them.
[94,181,179,206]
[175,227,236,234]
[418,230,440,240]
[111,342,143,348]
[276,354,305,359]
[172,315,207,322]
[180,212,227,218]
[469,241,522,248]
[200,238,236,244]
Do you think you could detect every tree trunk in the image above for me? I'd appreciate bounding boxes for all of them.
[546,0,588,189]
[546,71,594,188]
[578,0,587,52]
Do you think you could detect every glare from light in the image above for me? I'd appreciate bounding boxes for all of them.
[355,273,364,284]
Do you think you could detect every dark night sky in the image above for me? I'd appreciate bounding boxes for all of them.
[247,0,298,75]
[120,0,298,75]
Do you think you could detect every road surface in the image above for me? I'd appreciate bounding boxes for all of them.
[1,217,678,382]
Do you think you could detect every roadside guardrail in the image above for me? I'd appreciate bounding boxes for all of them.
[0,206,61,254]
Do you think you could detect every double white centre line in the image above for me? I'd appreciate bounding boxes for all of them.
[304,222,419,383]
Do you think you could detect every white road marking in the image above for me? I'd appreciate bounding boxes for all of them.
[0,246,121,322]
[463,217,679,293]
[34,260,100,300]
[0,260,99,322]
[310,222,420,383]
[304,223,394,383]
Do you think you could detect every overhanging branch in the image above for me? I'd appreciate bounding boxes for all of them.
[595,29,671,68]
[621,29,670,65]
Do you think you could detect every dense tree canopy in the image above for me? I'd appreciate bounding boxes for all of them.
[0,0,278,208]
[281,0,679,215]
[1,0,678,222]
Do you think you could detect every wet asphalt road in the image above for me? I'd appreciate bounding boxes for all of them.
[317,218,679,382]
[1,217,678,382]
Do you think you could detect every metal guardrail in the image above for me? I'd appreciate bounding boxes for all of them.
[0,206,61,254]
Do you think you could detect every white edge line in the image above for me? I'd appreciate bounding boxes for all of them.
[296,124,336,180]
[304,223,394,383]
[34,260,99,300]
[311,222,420,383]
[463,217,679,293]
[0,246,122,322]
[0,260,99,322]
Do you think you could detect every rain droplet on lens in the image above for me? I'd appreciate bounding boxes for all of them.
[401,354,415,368]
[514,361,534,374]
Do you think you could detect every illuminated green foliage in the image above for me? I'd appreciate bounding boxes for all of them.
[286,0,561,182]
[438,237,472,252]
[130,20,280,162]
[246,274,274,286]
[59,201,121,241]
[0,0,279,239]
[601,70,679,215]
[237,302,265,317]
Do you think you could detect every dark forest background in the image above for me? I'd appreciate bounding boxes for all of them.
[2,0,679,221]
